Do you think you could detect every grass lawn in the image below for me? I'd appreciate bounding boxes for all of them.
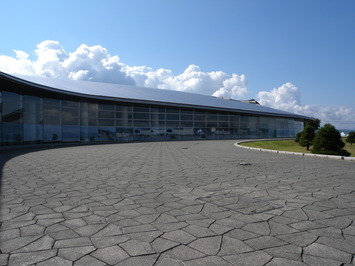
[239,139,355,157]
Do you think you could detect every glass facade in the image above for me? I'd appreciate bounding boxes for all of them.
[0,89,305,146]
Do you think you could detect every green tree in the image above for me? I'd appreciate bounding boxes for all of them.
[346,131,355,145]
[306,118,321,130]
[295,131,302,143]
[312,124,350,156]
[298,125,315,150]
[295,118,320,143]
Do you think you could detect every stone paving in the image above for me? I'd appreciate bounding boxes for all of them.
[1,140,355,266]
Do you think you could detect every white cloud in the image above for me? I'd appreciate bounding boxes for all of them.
[124,64,248,98]
[257,83,354,129]
[213,74,248,99]
[0,40,135,85]
[0,40,248,98]
[0,50,34,75]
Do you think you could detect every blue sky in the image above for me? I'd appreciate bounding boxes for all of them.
[1,0,354,129]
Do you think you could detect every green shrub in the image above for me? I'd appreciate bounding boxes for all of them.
[312,124,350,156]
[346,131,355,145]
[298,125,315,150]
[295,131,302,143]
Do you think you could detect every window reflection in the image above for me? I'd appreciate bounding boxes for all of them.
[2,91,22,144]
[23,95,42,143]
[62,100,80,141]
[43,98,61,142]
[2,91,22,123]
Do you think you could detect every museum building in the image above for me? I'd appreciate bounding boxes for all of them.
[0,71,310,146]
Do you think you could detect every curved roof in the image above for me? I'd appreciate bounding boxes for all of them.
[1,71,309,119]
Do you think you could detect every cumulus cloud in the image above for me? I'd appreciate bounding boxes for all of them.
[124,64,248,98]
[0,40,248,98]
[257,83,354,129]
[0,40,135,85]
[0,50,34,75]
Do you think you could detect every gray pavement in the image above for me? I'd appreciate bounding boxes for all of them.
[1,140,355,265]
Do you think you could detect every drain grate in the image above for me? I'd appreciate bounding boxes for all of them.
[197,190,282,215]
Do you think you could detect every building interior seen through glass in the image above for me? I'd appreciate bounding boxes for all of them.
[0,90,304,145]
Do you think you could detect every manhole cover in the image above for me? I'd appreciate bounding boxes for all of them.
[197,191,282,215]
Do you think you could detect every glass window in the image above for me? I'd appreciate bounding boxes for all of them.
[248,116,259,138]
[181,114,193,120]
[133,120,150,127]
[230,114,239,127]
[116,104,132,112]
[240,115,250,137]
[134,105,149,112]
[180,127,194,139]
[194,111,206,121]
[43,98,60,125]
[194,121,206,127]
[133,127,153,141]
[88,103,98,117]
[117,112,133,120]
[99,127,116,141]
[218,121,229,127]
[181,121,193,127]
[207,112,218,121]
[116,127,133,142]
[166,114,179,120]
[166,128,180,140]
[62,107,79,125]
[87,126,98,142]
[43,125,62,142]
[219,114,229,122]
[23,95,42,143]
[0,91,2,145]
[2,91,22,144]
[98,110,115,119]
[99,103,114,111]
[215,128,231,137]
[42,98,61,142]
[260,116,273,138]
[80,103,98,126]
[116,119,132,127]
[181,109,193,115]
[230,128,239,137]
[62,126,80,142]
[23,95,41,124]
[194,128,206,139]
[2,91,22,123]
[150,127,166,139]
[80,102,89,126]
[151,112,163,127]
[207,128,218,138]
[151,107,165,113]
[166,120,179,127]
[151,113,165,121]
[88,119,97,126]
[166,108,179,114]
[207,121,218,127]
[99,119,115,126]
[134,113,150,120]
[62,100,79,108]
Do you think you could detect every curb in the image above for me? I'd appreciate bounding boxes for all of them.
[234,139,355,161]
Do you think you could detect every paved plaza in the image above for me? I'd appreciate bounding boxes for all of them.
[1,140,355,265]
